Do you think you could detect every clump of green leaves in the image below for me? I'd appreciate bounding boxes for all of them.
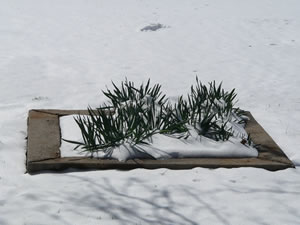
[64,78,250,156]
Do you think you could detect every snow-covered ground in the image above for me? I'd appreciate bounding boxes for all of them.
[1,0,300,224]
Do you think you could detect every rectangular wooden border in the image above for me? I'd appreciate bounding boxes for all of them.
[26,109,295,173]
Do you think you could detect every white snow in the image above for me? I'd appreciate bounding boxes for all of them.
[60,115,258,160]
[1,0,300,224]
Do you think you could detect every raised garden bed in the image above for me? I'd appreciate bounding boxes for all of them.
[26,109,295,173]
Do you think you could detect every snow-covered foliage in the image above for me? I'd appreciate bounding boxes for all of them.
[62,78,258,160]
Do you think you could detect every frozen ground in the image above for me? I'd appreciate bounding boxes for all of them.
[0,0,300,224]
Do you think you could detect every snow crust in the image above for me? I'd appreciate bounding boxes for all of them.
[1,0,300,224]
[60,115,258,160]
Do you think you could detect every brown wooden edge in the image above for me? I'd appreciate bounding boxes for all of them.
[26,109,295,173]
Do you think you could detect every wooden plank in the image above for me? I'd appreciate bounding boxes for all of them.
[27,157,291,173]
[244,111,294,165]
[27,110,60,163]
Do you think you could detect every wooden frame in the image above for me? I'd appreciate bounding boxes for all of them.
[26,109,295,173]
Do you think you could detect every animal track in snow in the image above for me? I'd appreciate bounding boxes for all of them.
[140,23,169,32]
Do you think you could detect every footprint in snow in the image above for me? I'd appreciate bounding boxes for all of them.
[32,96,49,101]
[141,23,169,32]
